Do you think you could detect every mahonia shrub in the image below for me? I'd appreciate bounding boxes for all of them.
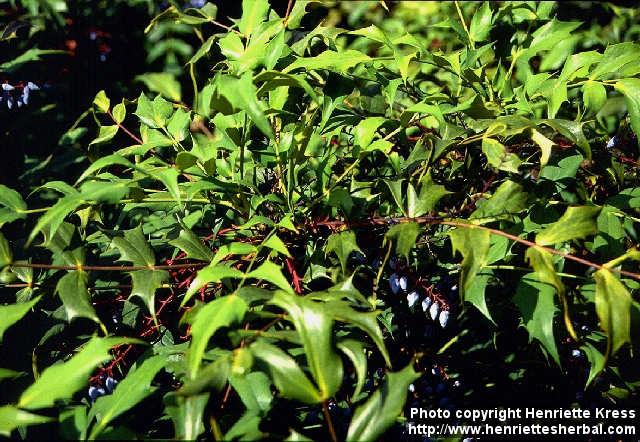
[1,1,640,440]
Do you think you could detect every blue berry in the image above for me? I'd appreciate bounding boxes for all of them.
[438,310,450,328]
[407,291,420,308]
[421,296,432,312]
[105,376,118,393]
[88,386,106,402]
[389,273,401,294]
[429,302,440,321]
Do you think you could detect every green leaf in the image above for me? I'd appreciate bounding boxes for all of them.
[170,228,215,261]
[385,223,420,260]
[263,234,291,257]
[413,174,450,216]
[469,2,493,42]
[0,232,12,268]
[353,117,385,148]
[19,337,134,409]
[89,125,119,145]
[88,355,166,439]
[539,119,591,159]
[0,368,22,381]
[346,363,420,442]
[470,180,527,222]
[0,48,65,72]
[336,339,367,398]
[581,342,606,387]
[464,269,494,323]
[0,296,41,342]
[164,393,210,441]
[536,206,601,245]
[0,406,52,436]
[250,340,321,404]
[112,101,126,124]
[513,275,560,366]
[0,184,27,226]
[284,50,371,75]
[449,226,490,297]
[111,226,155,267]
[270,291,344,399]
[229,371,272,414]
[76,154,136,183]
[27,194,85,246]
[130,270,169,320]
[322,299,391,367]
[167,108,191,142]
[481,138,521,173]
[525,247,565,299]
[56,271,100,323]
[135,93,174,128]
[238,0,270,38]
[325,231,361,274]
[594,269,632,356]
[184,264,244,306]
[590,42,640,80]
[136,72,182,102]
[614,78,640,138]
[248,260,294,294]
[186,294,247,378]
[152,167,181,204]
[213,73,274,139]
[530,128,554,167]
[582,81,607,115]
[93,90,110,113]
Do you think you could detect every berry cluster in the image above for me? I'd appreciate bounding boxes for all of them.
[1,82,39,109]
[387,256,452,329]
[87,375,118,402]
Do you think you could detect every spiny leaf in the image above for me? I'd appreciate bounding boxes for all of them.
[449,226,491,297]
[594,269,632,356]
[184,264,244,307]
[56,272,100,324]
[170,228,215,261]
[513,275,560,366]
[129,269,169,320]
[325,231,361,274]
[536,205,601,246]
[248,260,294,294]
[111,226,155,267]
[385,222,420,260]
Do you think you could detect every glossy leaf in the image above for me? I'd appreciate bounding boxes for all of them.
[346,363,420,442]
[186,294,247,378]
[56,271,100,323]
[19,337,134,409]
[89,355,166,439]
[594,269,631,356]
[270,291,343,399]
[250,340,321,404]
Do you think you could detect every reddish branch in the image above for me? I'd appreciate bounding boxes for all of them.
[285,257,303,294]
